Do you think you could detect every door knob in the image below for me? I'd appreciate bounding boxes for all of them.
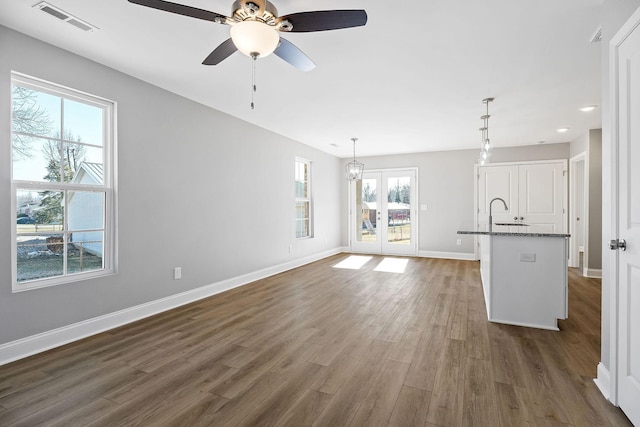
[609,239,627,251]
[513,216,518,221]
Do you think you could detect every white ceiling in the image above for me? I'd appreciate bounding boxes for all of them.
[0,0,603,158]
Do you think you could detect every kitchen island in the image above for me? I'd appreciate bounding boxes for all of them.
[458,225,570,330]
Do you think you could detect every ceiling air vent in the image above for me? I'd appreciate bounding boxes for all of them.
[33,1,98,32]
[590,26,602,43]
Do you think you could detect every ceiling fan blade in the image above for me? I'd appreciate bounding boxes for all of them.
[128,0,229,23]
[202,39,238,65]
[277,10,367,33]
[274,38,316,72]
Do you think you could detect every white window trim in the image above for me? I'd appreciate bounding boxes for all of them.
[10,72,117,292]
[295,157,312,239]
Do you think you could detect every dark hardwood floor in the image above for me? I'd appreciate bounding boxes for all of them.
[0,255,632,426]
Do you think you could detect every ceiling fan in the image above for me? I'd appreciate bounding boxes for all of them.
[127,0,368,72]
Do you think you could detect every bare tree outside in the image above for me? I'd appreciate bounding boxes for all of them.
[11,86,52,159]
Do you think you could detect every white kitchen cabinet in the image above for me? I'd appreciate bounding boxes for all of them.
[478,161,567,233]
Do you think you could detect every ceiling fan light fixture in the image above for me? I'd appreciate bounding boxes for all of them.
[230,20,280,57]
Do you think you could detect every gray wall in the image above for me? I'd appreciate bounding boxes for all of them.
[588,129,603,270]
[0,26,342,345]
[569,129,603,271]
[341,143,570,255]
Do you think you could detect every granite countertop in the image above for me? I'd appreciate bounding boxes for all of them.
[457,224,570,238]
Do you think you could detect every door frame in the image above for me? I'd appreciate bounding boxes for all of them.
[569,152,589,269]
[601,4,640,412]
[347,167,418,256]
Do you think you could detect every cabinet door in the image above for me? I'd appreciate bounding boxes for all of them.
[518,162,565,232]
[478,165,518,226]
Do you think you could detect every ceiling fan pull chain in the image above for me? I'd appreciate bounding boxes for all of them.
[251,53,257,109]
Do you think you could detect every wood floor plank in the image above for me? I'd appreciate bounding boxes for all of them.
[403,324,447,391]
[462,357,500,425]
[387,385,431,427]
[493,382,533,427]
[349,358,410,426]
[425,338,466,426]
[276,389,334,427]
[312,339,392,426]
[0,255,632,427]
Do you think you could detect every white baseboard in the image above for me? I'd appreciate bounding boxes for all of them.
[0,247,344,367]
[583,268,603,278]
[417,250,477,261]
[594,362,611,401]
[488,317,560,331]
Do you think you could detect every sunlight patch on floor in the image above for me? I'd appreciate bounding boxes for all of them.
[333,255,373,270]
[374,257,409,273]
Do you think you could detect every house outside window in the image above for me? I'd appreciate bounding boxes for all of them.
[11,72,116,291]
[295,158,312,238]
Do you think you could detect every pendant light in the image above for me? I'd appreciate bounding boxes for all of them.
[345,137,364,180]
[478,98,494,165]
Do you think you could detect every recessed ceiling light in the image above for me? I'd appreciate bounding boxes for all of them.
[557,127,570,133]
[580,105,597,112]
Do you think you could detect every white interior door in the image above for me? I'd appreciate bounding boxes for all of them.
[350,170,416,256]
[518,162,566,233]
[614,13,640,425]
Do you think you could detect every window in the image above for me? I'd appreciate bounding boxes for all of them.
[295,158,312,238]
[11,72,116,291]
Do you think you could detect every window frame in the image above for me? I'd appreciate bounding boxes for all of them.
[295,157,312,239]
[10,72,117,292]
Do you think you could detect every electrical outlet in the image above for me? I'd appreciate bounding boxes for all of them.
[456,239,462,246]
[174,267,182,280]
[288,245,293,254]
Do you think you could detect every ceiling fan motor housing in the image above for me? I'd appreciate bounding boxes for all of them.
[231,0,278,25]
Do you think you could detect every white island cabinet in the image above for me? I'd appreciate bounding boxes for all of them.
[458,226,570,331]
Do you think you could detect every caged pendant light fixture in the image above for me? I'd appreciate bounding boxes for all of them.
[478,97,494,166]
[345,137,364,180]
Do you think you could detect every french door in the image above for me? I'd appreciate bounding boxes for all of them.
[350,169,416,256]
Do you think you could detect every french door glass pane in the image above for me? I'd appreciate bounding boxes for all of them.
[357,178,377,243]
[387,176,411,245]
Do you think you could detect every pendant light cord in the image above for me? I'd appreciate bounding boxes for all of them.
[251,53,257,110]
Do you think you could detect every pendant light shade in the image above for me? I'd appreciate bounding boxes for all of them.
[346,137,364,180]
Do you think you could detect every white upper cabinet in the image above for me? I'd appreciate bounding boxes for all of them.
[478,161,567,233]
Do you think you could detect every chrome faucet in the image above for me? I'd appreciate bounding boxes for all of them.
[489,197,508,227]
